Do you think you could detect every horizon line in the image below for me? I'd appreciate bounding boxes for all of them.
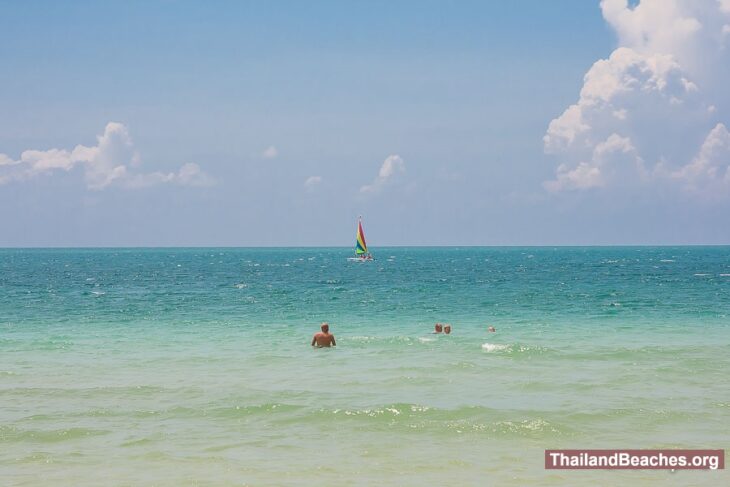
[1,244,729,250]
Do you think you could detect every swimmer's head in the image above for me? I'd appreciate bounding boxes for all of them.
[444,324,451,334]
[321,322,329,332]
[488,326,496,332]
[434,323,443,333]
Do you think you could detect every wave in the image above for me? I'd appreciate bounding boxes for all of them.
[478,343,554,358]
[140,402,568,438]
[291,403,568,438]
[5,400,716,446]
[0,425,109,443]
[559,407,708,428]
[346,336,549,352]
[347,335,431,345]
[558,344,729,362]
[481,342,510,353]
[11,400,567,439]
[3,385,178,401]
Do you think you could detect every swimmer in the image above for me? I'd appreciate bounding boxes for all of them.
[311,322,336,347]
[488,326,496,333]
[433,323,443,334]
[444,324,452,334]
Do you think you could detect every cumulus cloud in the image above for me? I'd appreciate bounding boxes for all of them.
[360,155,405,193]
[261,145,278,159]
[669,122,730,194]
[0,122,213,190]
[544,133,644,191]
[304,175,322,191]
[544,0,730,198]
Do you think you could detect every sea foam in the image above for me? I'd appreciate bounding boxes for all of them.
[481,343,509,352]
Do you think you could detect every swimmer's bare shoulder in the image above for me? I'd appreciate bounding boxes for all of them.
[311,323,336,347]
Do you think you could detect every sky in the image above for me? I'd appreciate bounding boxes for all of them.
[1,0,729,246]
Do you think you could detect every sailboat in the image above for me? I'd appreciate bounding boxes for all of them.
[349,216,373,261]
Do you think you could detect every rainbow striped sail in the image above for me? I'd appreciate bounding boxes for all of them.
[354,217,372,259]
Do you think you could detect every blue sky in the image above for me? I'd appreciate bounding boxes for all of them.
[1,0,728,246]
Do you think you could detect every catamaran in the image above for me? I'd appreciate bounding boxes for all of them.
[349,216,373,261]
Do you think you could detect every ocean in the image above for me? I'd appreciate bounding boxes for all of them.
[1,247,728,485]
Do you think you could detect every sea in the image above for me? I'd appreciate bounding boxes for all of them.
[1,247,728,486]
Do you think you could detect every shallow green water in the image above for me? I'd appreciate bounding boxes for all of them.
[1,247,728,485]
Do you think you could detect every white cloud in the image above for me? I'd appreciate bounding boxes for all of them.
[304,175,322,191]
[601,0,701,59]
[544,47,700,155]
[0,154,17,166]
[122,163,214,189]
[360,155,405,193]
[670,122,730,193]
[177,162,213,186]
[0,122,213,190]
[261,145,278,159]
[544,0,730,198]
[544,133,643,191]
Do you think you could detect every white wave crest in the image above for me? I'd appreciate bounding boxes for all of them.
[481,343,509,353]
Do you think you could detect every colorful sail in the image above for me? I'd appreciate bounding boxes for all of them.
[355,218,368,255]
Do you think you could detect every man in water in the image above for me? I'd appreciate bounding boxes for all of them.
[444,324,452,334]
[433,323,443,334]
[311,322,336,348]
[488,326,496,333]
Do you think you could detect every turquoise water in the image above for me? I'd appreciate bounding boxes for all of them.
[1,247,728,486]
